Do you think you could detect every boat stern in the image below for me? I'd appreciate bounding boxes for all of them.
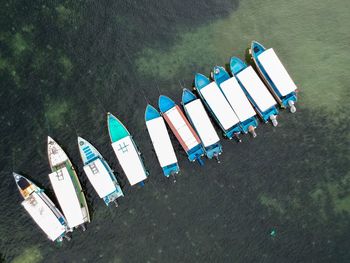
[205,143,223,161]
[187,144,205,163]
[162,163,180,178]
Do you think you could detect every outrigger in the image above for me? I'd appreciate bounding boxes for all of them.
[212,66,258,137]
[229,57,279,126]
[13,173,69,242]
[194,73,242,141]
[250,41,298,113]
[145,104,180,178]
[47,136,90,231]
[181,88,222,162]
[107,113,148,186]
[78,137,124,207]
[158,95,205,165]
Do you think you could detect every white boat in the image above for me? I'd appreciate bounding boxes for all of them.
[13,173,68,242]
[47,136,90,230]
[145,105,180,177]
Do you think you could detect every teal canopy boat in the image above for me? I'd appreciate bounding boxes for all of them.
[194,73,242,141]
[229,57,279,126]
[212,65,258,137]
[250,41,298,113]
[158,95,205,165]
[181,89,222,161]
[145,105,180,177]
[107,113,148,186]
[78,137,124,207]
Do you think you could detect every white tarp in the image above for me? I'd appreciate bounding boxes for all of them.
[22,192,65,241]
[184,99,220,147]
[48,167,85,228]
[146,117,178,168]
[236,66,276,112]
[200,82,240,130]
[258,48,297,97]
[164,106,199,151]
[112,136,147,186]
[220,77,256,121]
[83,159,116,198]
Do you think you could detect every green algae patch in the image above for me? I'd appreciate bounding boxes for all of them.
[59,55,73,79]
[12,247,43,263]
[12,33,31,55]
[136,0,350,112]
[259,194,285,214]
[45,99,70,129]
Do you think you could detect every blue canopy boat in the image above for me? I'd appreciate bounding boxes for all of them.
[250,41,297,113]
[229,57,279,126]
[182,89,222,162]
[158,95,205,165]
[212,66,258,137]
[145,105,180,177]
[194,73,242,141]
[78,137,124,207]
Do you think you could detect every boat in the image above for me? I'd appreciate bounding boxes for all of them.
[145,105,180,177]
[158,95,205,165]
[181,88,222,161]
[212,66,258,137]
[13,173,68,242]
[194,73,242,141]
[229,57,279,126]
[250,41,297,113]
[107,113,148,186]
[47,136,90,231]
[78,137,124,207]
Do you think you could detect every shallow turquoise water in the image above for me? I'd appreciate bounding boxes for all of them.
[0,0,349,262]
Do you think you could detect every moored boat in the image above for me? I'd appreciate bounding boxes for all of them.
[47,136,90,231]
[158,95,205,165]
[194,73,242,141]
[181,88,222,162]
[229,57,279,126]
[250,41,297,113]
[13,173,68,242]
[107,113,148,186]
[212,66,258,137]
[145,105,180,177]
[78,137,124,207]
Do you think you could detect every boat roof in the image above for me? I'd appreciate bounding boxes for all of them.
[48,167,85,228]
[198,81,240,130]
[184,99,220,147]
[83,159,116,198]
[163,105,200,152]
[158,95,176,113]
[111,136,147,186]
[258,48,297,96]
[78,137,102,165]
[22,191,66,241]
[236,66,277,112]
[107,113,130,143]
[220,77,256,121]
[47,136,68,169]
[145,115,178,168]
[181,89,197,105]
[145,104,161,121]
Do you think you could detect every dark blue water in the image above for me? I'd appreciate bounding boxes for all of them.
[1,0,349,262]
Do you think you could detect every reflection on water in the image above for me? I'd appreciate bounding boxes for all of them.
[0,0,349,262]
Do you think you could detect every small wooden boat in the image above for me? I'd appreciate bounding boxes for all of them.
[107,113,148,186]
[212,65,258,137]
[78,137,124,207]
[181,88,222,162]
[158,95,205,165]
[194,73,242,141]
[229,57,279,126]
[47,136,90,231]
[145,105,180,177]
[250,41,297,113]
[13,173,68,242]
